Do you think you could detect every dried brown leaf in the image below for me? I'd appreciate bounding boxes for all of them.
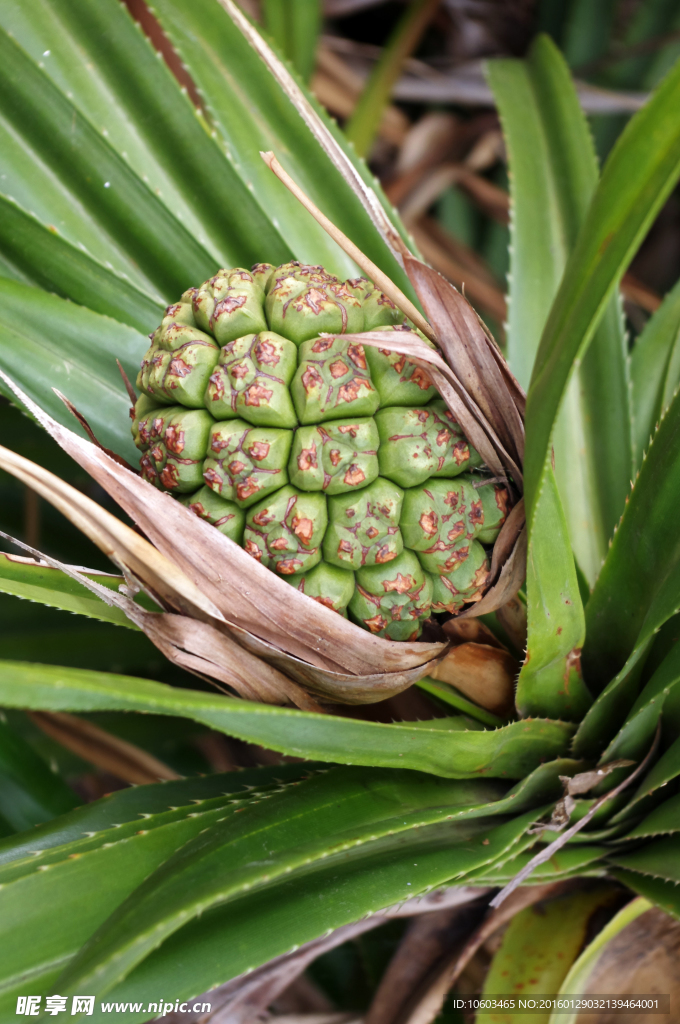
[28,711,180,784]
[404,257,525,474]
[400,881,578,1024]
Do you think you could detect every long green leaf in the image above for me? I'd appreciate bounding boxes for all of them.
[0,763,313,867]
[630,275,680,470]
[608,833,680,884]
[610,869,680,920]
[515,466,591,721]
[0,798,253,1009]
[0,661,575,778]
[83,813,537,1022]
[614,732,680,819]
[148,0,415,288]
[0,279,145,461]
[584,385,680,681]
[58,773,536,1005]
[596,641,680,763]
[0,29,218,298]
[524,55,680,519]
[261,0,321,82]
[0,717,78,831]
[619,793,680,841]
[0,0,293,274]
[0,553,137,629]
[345,0,437,158]
[0,196,164,333]
[488,35,631,583]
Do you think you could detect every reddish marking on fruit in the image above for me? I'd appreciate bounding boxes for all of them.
[277,558,304,574]
[270,537,289,550]
[298,447,318,471]
[337,424,359,437]
[330,359,349,379]
[444,546,469,571]
[150,445,163,462]
[472,565,489,588]
[255,340,280,366]
[160,464,179,489]
[311,337,333,353]
[439,576,459,595]
[495,486,510,518]
[387,526,399,535]
[152,416,165,434]
[187,502,205,518]
[230,361,250,380]
[452,441,470,465]
[244,383,273,406]
[253,508,273,527]
[164,426,185,454]
[469,500,484,526]
[392,355,406,374]
[411,367,433,390]
[208,371,225,399]
[313,596,336,608]
[435,429,451,448]
[344,464,365,486]
[364,526,379,540]
[303,288,327,315]
[213,514,235,527]
[292,516,314,545]
[338,540,354,555]
[302,366,323,392]
[383,573,414,594]
[375,545,397,564]
[364,613,388,633]
[348,345,367,369]
[417,411,429,423]
[137,422,150,443]
[248,441,270,461]
[244,539,262,560]
[213,295,247,318]
[203,468,222,491]
[164,303,182,317]
[338,379,363,403]
[346,508,356,518]
[228,460,246,475]
[444,490,459,509]
[557,626,563,635]
[140,454,157,481]
[236,477,260,501]
[168,357,192,379]
[424,539,449,553]
[420,510,438,536]
[329,449,341,466]
[447,521,465,542]
[210,435,229,452]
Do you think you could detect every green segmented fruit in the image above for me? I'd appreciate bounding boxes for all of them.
[134,261,509,640]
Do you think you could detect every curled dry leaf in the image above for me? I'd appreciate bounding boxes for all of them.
[533,758,637,834]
